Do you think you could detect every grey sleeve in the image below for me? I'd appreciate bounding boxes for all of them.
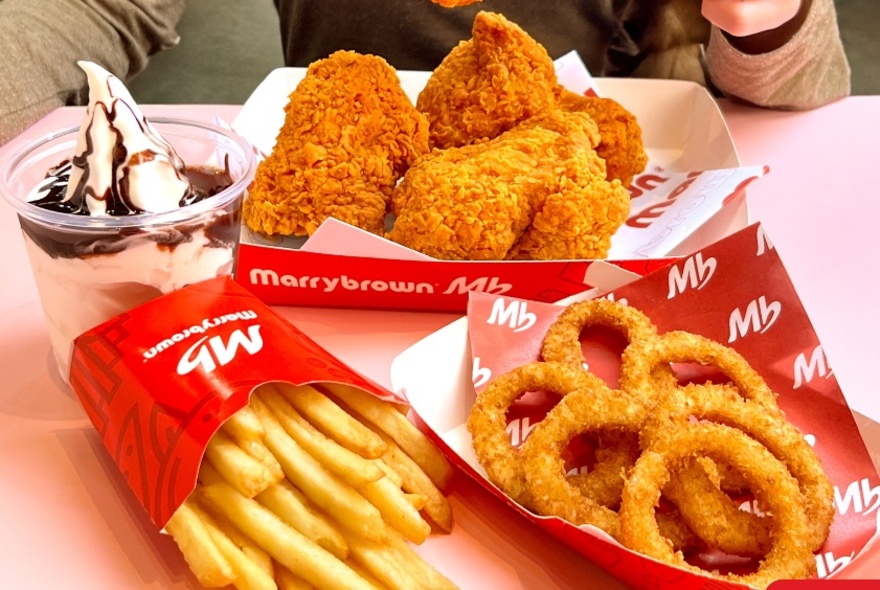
[0,0,188,145]
[705,0,851,110]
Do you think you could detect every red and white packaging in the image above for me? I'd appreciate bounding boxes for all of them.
[67,275,400,529]
[391,222,880,589]
[231,52,765,313]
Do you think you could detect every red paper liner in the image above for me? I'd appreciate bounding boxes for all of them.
[462,223,879,589]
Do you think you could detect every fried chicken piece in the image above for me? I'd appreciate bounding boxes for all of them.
[243,50,429,237]
[415,11,558,149]
[387,111,630,260]
[555,87,648,188]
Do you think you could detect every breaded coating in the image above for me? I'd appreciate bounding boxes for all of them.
[387,112,630,260]
[555,87,648,188]
[243,50,430,237]
[415,11,559,149]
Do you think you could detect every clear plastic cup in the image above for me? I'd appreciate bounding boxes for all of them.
[0,117,257,383]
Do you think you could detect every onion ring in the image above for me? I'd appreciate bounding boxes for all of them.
[541,299,675,507]
[619,422,816,588]
[644,383,834,554]
[466,361,602,505]
[542,298,662,369]
[519,380,646,539]
[567,431,639,509]
[619,330,779,409]
[518,381,700,551]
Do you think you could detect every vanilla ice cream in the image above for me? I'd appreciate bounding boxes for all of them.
[2,62,256,382]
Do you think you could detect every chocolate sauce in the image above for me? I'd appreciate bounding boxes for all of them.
[29,157,233,216]
[22,162,238,259]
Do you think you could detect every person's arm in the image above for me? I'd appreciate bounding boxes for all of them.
[704,0,851,110]
[0,0,188,145]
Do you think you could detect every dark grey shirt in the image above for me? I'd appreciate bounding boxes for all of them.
[274,0,636,75]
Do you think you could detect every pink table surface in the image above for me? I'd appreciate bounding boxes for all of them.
[1,101,878,588]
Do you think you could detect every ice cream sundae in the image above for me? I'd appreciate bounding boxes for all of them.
[1,62,256,382]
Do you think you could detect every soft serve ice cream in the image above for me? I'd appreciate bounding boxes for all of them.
[5,61,255,382]
[30,61,226,215]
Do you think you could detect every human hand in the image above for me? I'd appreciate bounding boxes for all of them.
[702,0,804,37]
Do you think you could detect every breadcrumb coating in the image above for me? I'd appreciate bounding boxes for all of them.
[387,111,630,260]
[555,87,648,188]
[415,12,559,149]
[243,50,429,237]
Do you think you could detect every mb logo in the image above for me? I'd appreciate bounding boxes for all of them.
[667,253,716,299]
[729,295,780,343]
[487,298,536,333]
[177,325,264,375]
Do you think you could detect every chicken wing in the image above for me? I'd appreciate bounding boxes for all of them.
[387,111,630,260]
[555,87,648,188]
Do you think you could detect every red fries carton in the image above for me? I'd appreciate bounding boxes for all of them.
[391,223,880,589]
[67,275,400,528]
[231,52,765,313]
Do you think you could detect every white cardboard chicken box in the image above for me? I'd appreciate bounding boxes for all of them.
[231,52,763,312]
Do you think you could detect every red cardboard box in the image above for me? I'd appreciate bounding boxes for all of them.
[67,276,400,529]
[390,223,880,589]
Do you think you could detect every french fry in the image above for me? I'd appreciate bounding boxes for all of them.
[376,459,404,488]
[191,502,278,590]
[222,406,265,442]
[382,531,458,590]
[175,387,457,590]
[346,530,457,590]
[277,383,387,459]
[345,559,392,590]
[273,561,316,590]
[322,382,454,488]
[198,459,226,486]
[257,481,349,560]
[257,386,385,487]
[199,482,375,590]
[346,535,411,590]
[239,436,285,482]
[205,429,280,498]
[209,509,275,581]
[165,498,234,588]
[250,395,390,543]
[372,427,455,532]
[221,401,283,483]
[357,476,431,544]
[405,493,429,511]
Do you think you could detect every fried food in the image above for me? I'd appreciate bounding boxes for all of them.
[519,380,645,539]
[467,298,834,589]
[415,11,559,149]
[168,383,458,590]
[620,423,817,589]
[540,298,674,508]
[387,111,630,260]
[243,50,429,237]
[619,329,779,409]
[322,381,455,491]
[644,382,834,554]
[466,361,604,505]
[555,87,648,188]
[540,298,671,384]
